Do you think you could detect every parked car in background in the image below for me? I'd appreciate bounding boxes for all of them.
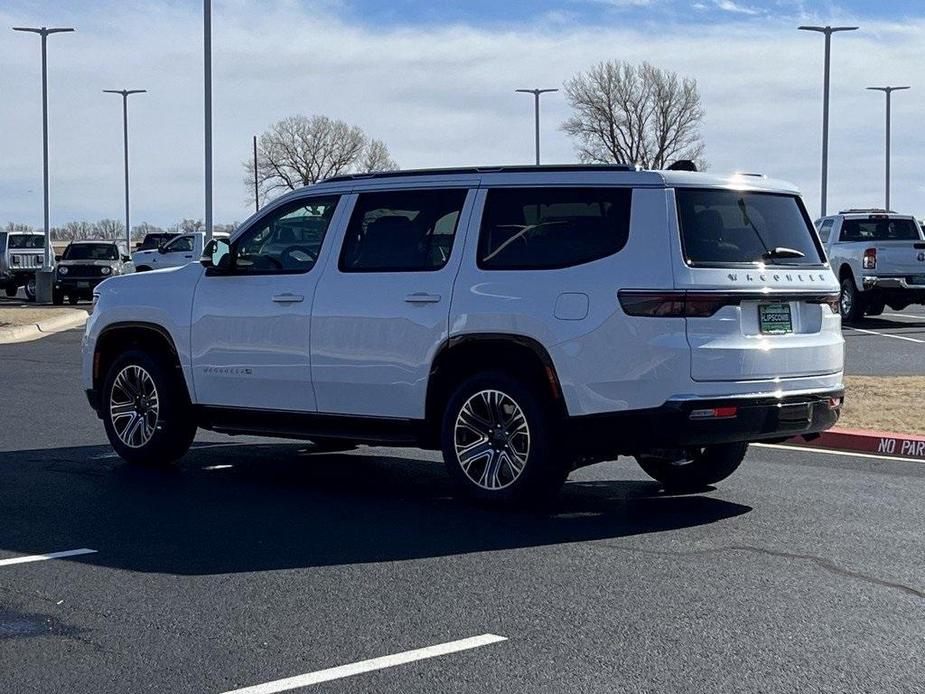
[54,240,132,305]
[134,232,180,252]
[84,165,844,505]
[0,230,45,301]
[815,209,925,322]
[131,231,229,272]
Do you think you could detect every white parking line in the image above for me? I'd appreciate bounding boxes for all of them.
[0,548,97,567]
[754,442,925,464]
[220,634,508,694]
[846,326,925,343]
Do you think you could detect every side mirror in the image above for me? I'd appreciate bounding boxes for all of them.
[122,255,131,263]
[157,245,168,254]
[201,238,231,273]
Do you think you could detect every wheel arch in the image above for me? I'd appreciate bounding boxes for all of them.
[93,322,186,401]
[423,333,565,446]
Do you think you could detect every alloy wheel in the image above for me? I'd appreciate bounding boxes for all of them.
[454,389,530,490]
[109,364,160,448]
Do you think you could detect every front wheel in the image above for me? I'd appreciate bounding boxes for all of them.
[636,443,748,490]
[23,277,36,301]
[4,285,16,298]
[441,372,567,505]
[839,278,864,323]
[102,350,197,466]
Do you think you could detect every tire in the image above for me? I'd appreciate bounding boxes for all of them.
[52,290,64,305]
[865,300,885,317]
[839,277,864,323]
[68,295,79,305]
[636,443,748,490]
[101,349,197,466]
[441,371,567,506]
[23,277,36,302]
[4,285,16,298]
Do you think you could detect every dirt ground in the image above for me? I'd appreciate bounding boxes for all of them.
[841,375,925,436]
[0,306,84,329]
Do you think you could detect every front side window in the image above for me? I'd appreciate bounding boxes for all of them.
[340,189,468,272]
[478,187,632,270]
[64,244,119,261]
[676,189,825,267]
[840,217,922,242]
[9,234,44,249]
[229,196,339,275]
[165,236,194,253]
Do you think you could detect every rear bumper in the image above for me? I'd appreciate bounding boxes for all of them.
[568,389,843,457]
[862,276,925,305]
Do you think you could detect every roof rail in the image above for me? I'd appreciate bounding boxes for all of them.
[838,208,896,214]
[733,171,767,178]
[322,164,638,183]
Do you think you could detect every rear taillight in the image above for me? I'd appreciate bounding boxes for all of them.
[619,290,841,317]
[863,248,877,269]
[690,406,738,420]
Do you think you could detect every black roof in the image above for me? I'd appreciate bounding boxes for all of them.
[323,164,637,183]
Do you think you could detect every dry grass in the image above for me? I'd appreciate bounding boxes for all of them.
[841,376,925,436]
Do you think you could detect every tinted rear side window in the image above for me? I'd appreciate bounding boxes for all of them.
[478,187,631,270]
[840,218,921,242]
[340,189,467,272]
[677,189,824,267]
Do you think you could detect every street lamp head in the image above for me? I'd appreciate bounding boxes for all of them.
[516,88,559,96]
[103,89,148,96]
[867,86,912,94]
[12,26,75,36]
[798,25,858,34]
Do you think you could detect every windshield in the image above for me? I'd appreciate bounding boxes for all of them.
[63,243,119,261]
[677,189,824,267]
[9,234,45,249]
[840,218,922,242]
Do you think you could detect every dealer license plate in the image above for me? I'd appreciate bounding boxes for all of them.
[759,303,792,334]
[77,281,90,288]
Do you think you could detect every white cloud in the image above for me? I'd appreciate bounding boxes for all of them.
[0,1,922,226]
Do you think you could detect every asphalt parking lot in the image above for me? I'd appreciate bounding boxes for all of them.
[1,329,924,693]
[843,305,925,375]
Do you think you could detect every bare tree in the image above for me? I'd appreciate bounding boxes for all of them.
[562,61,705,169]
[245,115,398,204]
[95,219,125,241]
[54,220,95,242]
[132,221,163,242]
[168,219,204,234]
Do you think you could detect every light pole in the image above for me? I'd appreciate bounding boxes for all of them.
[866,86,910,211]
[798,25,858,217]
[204,0,213,243]
[103,89,146,254]
[253,135,259,212]
[515,88,558,165]
[12,26,75,303]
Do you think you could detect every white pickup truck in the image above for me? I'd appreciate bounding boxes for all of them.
[815,210,925,322]
[131,231,229,272]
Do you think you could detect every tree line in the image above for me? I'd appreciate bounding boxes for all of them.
[3,220,239,243]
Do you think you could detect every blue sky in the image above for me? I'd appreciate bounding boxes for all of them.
[1,1,923,226]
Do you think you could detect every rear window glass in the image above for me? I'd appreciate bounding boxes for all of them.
[677,189,824,267]
[63,244,119,261]
[840,218,921,242]
[478,187,632,270]
[9,234,45,249]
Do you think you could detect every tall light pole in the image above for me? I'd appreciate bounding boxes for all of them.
[798,25,858,217]
[515,88,558,165]
[12,26,74,303]
[204,0,213,243]
[253,135,259,212]
[103,89,146,254]
[866,86,910,211]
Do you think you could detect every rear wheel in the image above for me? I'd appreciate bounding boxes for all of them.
[52,289,64,305]
[102,350,196,466]
[839,277,864,323]
[23,277,36,302]
[636,443,748,490]
[4,284,17,298]
[441,372,566,505]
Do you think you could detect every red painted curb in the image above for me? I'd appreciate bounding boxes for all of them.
[787,427,925,460]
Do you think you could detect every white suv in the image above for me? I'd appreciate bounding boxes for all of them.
[83,166,844,504]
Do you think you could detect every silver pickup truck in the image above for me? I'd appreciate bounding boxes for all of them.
[0,230,46,301]
[815,210,925,322]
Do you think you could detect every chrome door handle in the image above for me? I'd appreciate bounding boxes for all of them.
[404,293,441,304]
[272,293,304,303]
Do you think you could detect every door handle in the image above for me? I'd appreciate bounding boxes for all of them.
[184,255,192,259]
[272,293,304,303]
[404,292,441,304]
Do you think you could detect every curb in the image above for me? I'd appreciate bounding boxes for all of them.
[0,310,88,345]
[787,427,925,461]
